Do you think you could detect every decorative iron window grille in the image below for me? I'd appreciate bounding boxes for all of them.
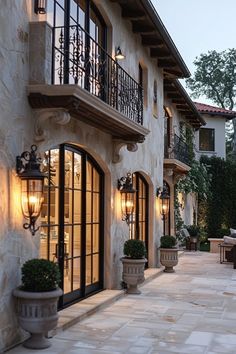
[52,23,143,124]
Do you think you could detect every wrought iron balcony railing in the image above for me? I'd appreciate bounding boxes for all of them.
[52,24,143,125]
[164,134,191,166]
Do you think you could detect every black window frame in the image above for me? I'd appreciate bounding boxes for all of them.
[199,128,215,152]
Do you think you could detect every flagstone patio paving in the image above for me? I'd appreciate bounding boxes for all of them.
[7,252,236,354]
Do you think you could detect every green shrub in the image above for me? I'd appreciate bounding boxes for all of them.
[215,228,230,238]
[123,239,146,259]
[21,258,61,292]
[186,225,200,237]
[160,235,177,249]
[199,227,208,243]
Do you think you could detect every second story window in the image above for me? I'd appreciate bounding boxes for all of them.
[47,0,143,124]
[50,0,106,85]
[139,63,147,107]
[153,79,158,117]
[199,128,215,151]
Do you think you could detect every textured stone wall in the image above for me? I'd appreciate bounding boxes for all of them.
[0,1,41,351]
[29,21,52,84]
[0,0,165,350]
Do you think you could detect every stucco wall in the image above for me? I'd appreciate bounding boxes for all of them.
[0,1,42,350]
[0,0,165,351]
[195,114,226,159]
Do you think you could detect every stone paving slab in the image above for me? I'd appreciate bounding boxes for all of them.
[6,252,236,354]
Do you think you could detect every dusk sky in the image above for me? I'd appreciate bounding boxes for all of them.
[152,0,236,104]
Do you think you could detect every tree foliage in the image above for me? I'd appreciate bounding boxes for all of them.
[199,155,236,236]
[176,160,210,200]
[174,161,210,234]
[186,49,236,110]
[186,49,236,157]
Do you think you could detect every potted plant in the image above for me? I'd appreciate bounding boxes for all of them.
[13,258,63,349]
[121,239,147,294]
[159,235,178,273]
[186,225,200,243]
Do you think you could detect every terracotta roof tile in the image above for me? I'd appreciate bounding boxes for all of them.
[194,102,236,119]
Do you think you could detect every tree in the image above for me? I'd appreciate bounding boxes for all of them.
[186,49,236,157]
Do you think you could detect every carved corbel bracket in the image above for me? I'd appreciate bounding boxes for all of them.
[164,168,174,177]
[34,108,71,142]
[112,139,138,163]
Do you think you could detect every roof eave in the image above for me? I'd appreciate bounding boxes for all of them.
[173,80,206,125]
[199,111,236,120]
[140,0,190,78]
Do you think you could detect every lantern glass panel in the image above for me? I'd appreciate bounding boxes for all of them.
[161,197,170,216]
[121,191,134,218]
[21,179,44,219]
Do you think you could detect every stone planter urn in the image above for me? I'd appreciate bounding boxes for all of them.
[121,257,147,294]
[13,287,63,349]
[160,248,178,273]
[13,258,62,349]
[159,236,179,273]
[121,239,147,295]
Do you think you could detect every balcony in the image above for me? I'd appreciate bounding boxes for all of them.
[27,22,149,143]
[164,134,191,175]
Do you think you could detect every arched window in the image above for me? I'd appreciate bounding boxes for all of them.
[40,144,104,308]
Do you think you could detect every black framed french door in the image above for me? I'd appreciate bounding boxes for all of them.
[40,144,104,308]
[131,173,149,257]
[163,181,170,236]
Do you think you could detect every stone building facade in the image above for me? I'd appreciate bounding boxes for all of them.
[0,0,204,350]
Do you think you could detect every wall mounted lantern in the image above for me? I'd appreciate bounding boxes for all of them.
[118,173,135,224]
[16,145,46,236]
[34,0,47,14]
[115,46,125,60]
[157,186,170,220]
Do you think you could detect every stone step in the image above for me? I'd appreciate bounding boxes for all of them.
[50,289,124,336]
[50,267,164,337]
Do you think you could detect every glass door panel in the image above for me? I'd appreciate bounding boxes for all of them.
[40,149,60,263]
[40,145,103,308]
[133,173,148,257]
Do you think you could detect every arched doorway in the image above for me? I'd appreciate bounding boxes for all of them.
[131,172,149,258]
[40,144,104,308]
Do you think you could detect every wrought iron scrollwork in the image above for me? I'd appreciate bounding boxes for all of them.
[164,134,190,166]
[52,23,143,125]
